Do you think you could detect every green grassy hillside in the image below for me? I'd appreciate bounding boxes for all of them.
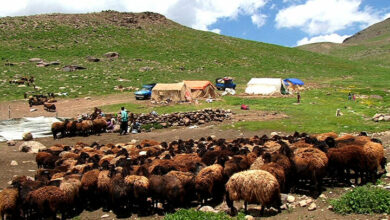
[0,11,387,102]
[299,18,390,67]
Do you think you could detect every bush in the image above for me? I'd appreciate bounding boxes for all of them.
[330,184,390,214]
[141,122,163,131]
[164,209,245,220]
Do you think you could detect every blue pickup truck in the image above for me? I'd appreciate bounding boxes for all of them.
[134,83,156,100]
[215,77,236,90]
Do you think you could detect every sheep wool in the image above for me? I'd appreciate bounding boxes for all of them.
[195,164,223,194]
[226,170,280,204]
[0,188,19,219]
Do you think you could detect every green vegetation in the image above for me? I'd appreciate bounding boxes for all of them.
[330,185,390,214]
[164,209,245,220]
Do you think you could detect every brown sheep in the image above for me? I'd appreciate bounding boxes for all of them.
[293,147,328,194]
[59,178,81,208]
[259,162,286,192]
[81,120,93,136]
[225,170,281,215]
[172,153,203,172]
[223,155,250,179]
[312,132,338,142]
[26,186,66,219]
[65,120,77,137]
[0,188,19,220]
[124,175,150,214]
[363,141,385,182]
[51,121,66,139]
[36,152,53,168]
[195,164,224,204]
[92,118,107,135]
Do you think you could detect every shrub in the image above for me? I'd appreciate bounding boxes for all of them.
[164,209,245,220]
[330,184,390,214]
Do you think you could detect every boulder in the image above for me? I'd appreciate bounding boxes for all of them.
[10,160,18,166]
[299,200,308,207]
[6,140,16,146]
[29,58,42,63]
[287,195,295,203]
[245,215,255,220]
[22,132,33,141]
[87,56,100,62]
[19,141,47,153]
[104,52,119,58]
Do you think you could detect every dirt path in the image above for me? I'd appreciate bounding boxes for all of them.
[0,93,134,120]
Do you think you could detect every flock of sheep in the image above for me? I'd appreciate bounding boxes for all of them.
[0,131,386,219]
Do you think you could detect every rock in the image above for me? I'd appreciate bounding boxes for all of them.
[139,66,154,72]
[306,198,313,204]
[271,132,278,136]
[30,108,37,112]
[299,200,308,207]
[10,160,18,166]
[319,194,327,199]
[101,214,109,218]
[370,95,383,100]
[287,195,295,203]
[29,58,42,62]
[384,116,390,121]
[308,203,317,211]
[280,204,288,210]
[210,135,216,139]
[84,97,91,100]
[386,173,390,178]
[199,206,217,213]
[245,215,255,220]
[130,139,137,144]
[22,132,33,141]
[87,56,100,62]
[18,141,47,153]
[63,65,86,72]
[104,52,119,58]
[327,205,333,210]
[7,140,16,146]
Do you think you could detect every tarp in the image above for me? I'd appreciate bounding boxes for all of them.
[245,78,286,95]
[283,78,304,86]
[151,82,192,102]
[184,81,219,99]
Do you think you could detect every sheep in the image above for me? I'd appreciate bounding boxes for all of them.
[195,164,224,205]
[59,178,82,216]
[43,103,56,112]
[0,188,19,220]
[363,141,385,182]
[223,155,250,179]
[312,132,338,142]
[327,145,367,185]
[172,153,203,172]
[166,171,196,204]
[80,169,100,207]
[259,162,286,192]
[51,121,67,139]
[225,170,281,215]
[293,147,328,195]
[35,151,53,168]
[65,120,77,137]
[26,186,67,219]
[92,118,107,135]
[81,120,93,136]
[124,175,150,214]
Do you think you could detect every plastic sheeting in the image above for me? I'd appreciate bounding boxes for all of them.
[0,117,61,141]
[283,78,304,86]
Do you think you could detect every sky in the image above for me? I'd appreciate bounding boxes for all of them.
[0,0,389,47]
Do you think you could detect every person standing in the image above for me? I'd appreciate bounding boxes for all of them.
[348,92,352,101]
[297,92,301,103]
[119,107,128,135]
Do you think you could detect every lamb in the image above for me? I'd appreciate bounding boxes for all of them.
[195,164,224,204]
[225,170,281,215]
[0,188,19,220]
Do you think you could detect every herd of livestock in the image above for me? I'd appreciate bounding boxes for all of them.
[0,131,386,219]
[51,109,232,138]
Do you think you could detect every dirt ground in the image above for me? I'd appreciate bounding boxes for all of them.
[0,93,135,120]
[0,129,389,219]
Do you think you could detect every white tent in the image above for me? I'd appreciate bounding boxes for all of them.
[245,78,286,95]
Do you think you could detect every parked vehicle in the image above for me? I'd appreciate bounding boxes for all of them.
[134,83,156,100]
[215,77,236,90]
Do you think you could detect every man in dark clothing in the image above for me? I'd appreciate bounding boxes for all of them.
[119,107,128,135]
[297,92,301,103]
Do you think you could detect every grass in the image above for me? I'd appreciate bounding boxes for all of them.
[330,184,390,214]
[164,209,245,220]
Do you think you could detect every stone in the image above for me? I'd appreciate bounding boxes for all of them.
[30,108,37,112]
[22,132,33,141]
[101,214,109,218]
[84,97,91,100]
[245,215,255,220]
[87,56,100,62]
[10,160,18,166]
[384,116,390,121]
[199,206,217,213]
[287,195,295,203]
[280,204,288,210]
[328,205,333,210]
[299,200,308,207]
[139,66,154,72]
[271,131,278,136]
[104,52,119,58]
[7,140,16,146]
[130,139,137,144]
[18,141,47,153]
[29,58,42,62]
[319,194,327,199]
[308,203,317,211]
[386,173,390,178]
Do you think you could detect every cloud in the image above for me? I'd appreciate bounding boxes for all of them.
[275,0,384,35]
[0,0,268,32]
[296,33,350,46]
[211,28,221,34]
[251,14,267,28]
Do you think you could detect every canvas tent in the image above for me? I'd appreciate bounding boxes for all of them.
[151,82,192,102]
[184,81,219,99]
[245,78,287,95]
